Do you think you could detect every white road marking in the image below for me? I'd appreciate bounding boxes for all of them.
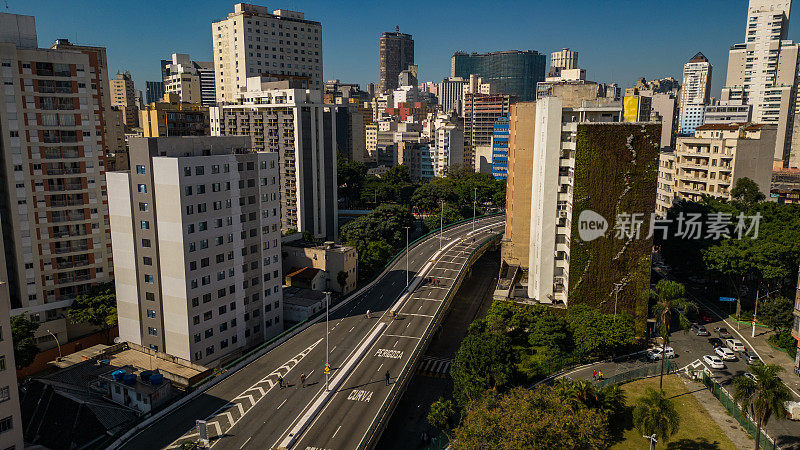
[393,340,398,348]
[385,334,421,339]
[349,326,355,332]
[402,312,434,318]
[277,399,287,409]
[378,363,383,372]
[332,425,342,439]
[375,349,403,359]
[240,437,252,449]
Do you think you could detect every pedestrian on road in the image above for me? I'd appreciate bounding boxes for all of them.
[366,309,371,319]
[592,370,597,381]
[385,370,391,386]
[598,370,604,381]
[278,375,284,388]
[300,372,306,388]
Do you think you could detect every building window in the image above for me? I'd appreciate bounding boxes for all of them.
[139,202,149,212]
[137,184,147,193]
[147,327,158,336]
[142,239,151,247]
[146,309,157,319]
[143,257,153,266]
[0,386,9,403]
[136,165,146,174]
[145,292,155,301]
[140,221,150,230]
[144,274,154,284]
[0,356,5,371]
[0,416,13,434]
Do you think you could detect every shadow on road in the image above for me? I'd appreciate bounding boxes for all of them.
[665,438,722,449]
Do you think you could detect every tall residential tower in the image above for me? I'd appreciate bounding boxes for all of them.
[678,52,712,135]
[379,28,414,93]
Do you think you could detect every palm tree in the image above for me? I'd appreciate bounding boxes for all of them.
[633,387,680,449]
[733,363,791,450]
[651,279,696,390]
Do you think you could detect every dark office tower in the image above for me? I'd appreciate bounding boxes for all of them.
[451,50,546,101]
[145,80,165,104]
[379,27,414,93]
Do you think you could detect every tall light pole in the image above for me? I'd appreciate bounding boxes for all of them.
[613,283,622,323]
[753,288,779,338]
[324,291,330,391]
[47,329,62,359]
[404,226,410,288]
[643,434,657,450]
[472,186,477,232]
[439,199,444,251]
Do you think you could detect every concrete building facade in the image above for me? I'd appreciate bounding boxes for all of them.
[212,3,323,103]
[438,76,466,115]
[549,48,579,77]
[282,240,357,294]
[108,136,283,365]
[140,93,209,137]
[209,78,337,239]
[0,13,114,349]
[0,234,24,450]
[678,52,712,135]
[163,53,216,107]
[379,29,414,93]
[110,71,138,128]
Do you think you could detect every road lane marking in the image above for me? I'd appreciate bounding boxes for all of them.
[402,312,434,318]
[349,326,355,332]
[277,399,287,409]
[393,340,398,348]
[332,425,342,439]
[375,348,403,359]
[347,389,373,402]
[385,334,421,339]
[240,437,251,449]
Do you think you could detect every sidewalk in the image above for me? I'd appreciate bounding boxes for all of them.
[683,377,753,449]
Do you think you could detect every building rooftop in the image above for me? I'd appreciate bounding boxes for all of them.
[283,286,327,307]
[286,266,322,281]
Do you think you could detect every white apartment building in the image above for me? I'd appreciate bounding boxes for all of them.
[163,53,216,106]
[678,52,712,135]
[704,103,753,124]
[431,116,464,176]
[209,77,337,239]
[212,3,323,103]
[656,152,676,216]
[722,0,799,166]
[0,263,24,450]
[670,123,777,203]
[108,136,283,366]
[438,76,465,115]
[549,48,579,76]
[0,13,114,349]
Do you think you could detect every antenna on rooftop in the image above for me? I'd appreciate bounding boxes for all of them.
[395,25,399,32]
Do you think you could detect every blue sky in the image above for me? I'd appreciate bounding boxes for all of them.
[14,1,800,97]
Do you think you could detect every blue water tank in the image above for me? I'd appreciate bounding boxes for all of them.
[149,373,164,385]
[111,370,126,381]
[140,370,153,383]
[122,374,137,385]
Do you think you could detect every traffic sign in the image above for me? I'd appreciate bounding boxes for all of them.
[719,296,736,302]
[324,363,330,374]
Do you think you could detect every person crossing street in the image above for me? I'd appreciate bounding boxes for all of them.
[300,372,306,388]
[385,370,391,386]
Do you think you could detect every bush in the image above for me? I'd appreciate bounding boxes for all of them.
[768,330,798,360]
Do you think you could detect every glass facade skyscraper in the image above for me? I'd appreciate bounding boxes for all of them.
[491,117,509,179]
[451,50,546,101]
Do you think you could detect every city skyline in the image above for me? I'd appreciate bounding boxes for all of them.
[17,0,800,97]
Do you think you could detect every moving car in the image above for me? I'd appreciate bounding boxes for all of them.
[708,337,724,348]
[703,354,725,369]
[715,347,737,361]
[715,327,732,339]
[725,339,745,352]
[741,350,761,365]
[699,311,714,323]
[693,324,710,336]
[647,346,675,361]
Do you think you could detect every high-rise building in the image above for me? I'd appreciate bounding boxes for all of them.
[678,52,712,135]
[722,0,799,166]
[111,71,139,128]
[502,102,537,269]
[212,3,323,103]
[451,50,546,101]
[491,117,509,179]
[525,97,658,325]
[209,77,338,239]
[334,104,367,162]
[704,104,753,124]
[463,76,513,170]
[145,80,165,105]
[0,229,24,450]
[163,53,216,107]
[379,28,414,93]
[438,76,466,115]
[108,136,283,364]
[549,48,579,77]
[431,115,464,176]
[140,93,210,137]
[667,123,777,204]
[0,13,114,350]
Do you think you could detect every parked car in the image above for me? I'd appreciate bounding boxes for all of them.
[741,350,761,365]
[692,324,710,336]
[715,347,737,361]
[708,337,724,348]
[725,339,745,352]
[743,372,758,383]
[714,327,732,339]
[703,354,725,369]
[647,346,675,361]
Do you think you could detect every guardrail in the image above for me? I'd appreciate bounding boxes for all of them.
[361,231,503,449]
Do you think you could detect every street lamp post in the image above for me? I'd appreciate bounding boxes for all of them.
[404,226,410,288]
[325,291,330,391]
[47,329,62,359]
[643,434,657,450]
[472,186,477,232]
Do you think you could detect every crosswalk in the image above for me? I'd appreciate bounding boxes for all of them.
[417,356,452,378]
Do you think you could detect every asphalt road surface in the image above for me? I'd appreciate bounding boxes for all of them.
[117,215,504,450]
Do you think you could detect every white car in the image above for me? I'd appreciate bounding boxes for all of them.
[715,347,737,361]
[725,339,745,352]
[647,346,675,361]
[703,354,725,369]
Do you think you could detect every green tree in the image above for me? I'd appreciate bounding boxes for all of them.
[451,331,515,407]
[337,155,366,207]
[384,164,411,185]
[633,387,680,449]
[422,202,465,232]
[651,280,695,390]
[731,177,766,205]
[301,230,314,243]
[336,270,349,292]
[758,295,794,331]
[67,282,118,340]
[733,363,792,450]
[358,240,394,279]
[426,397,455,440]
[11,314,39,369]
[452,386,609,449]
[566,304,637,356]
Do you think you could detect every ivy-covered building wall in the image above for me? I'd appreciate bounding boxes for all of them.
[568,123,660,329]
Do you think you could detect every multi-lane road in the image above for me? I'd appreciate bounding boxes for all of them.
[117,214,504,450]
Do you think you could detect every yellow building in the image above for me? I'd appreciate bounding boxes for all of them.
[140,93,209,137]
[623,92,651,123]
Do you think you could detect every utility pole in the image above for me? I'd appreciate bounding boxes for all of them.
[613,283,622,323]
[404,226,410,288]
[643,434,657,450]
[752,289,759,338]
[472,186,477,232]
[325,291,330,391]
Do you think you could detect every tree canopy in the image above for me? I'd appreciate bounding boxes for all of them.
[11,314,39,369]
[67,282,118,330]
